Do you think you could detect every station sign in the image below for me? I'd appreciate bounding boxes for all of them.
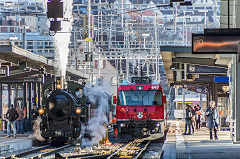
[214,76,229,83]
[0,67,9,76]
[85,38,92,41]
[196,86,209,93]
[23,77,42,82]
[204,28,240,36]
[187,64,227,74]
[192,33,240,54]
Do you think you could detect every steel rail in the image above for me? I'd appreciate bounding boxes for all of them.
[106,140,136,159]
[134,140,151,159]
[67,154,111,159]
[3,145,50,159]
[31,144,72,159]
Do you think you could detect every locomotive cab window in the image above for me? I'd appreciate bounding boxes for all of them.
[47,93,73,120]
[118,90,162,106]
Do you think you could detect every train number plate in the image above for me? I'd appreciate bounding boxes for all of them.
[151,85,159,89]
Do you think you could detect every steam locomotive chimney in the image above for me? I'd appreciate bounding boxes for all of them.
[61,76,66,89]
[55,67,66,89]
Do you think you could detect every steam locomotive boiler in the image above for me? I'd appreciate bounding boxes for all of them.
[39,89,83,141]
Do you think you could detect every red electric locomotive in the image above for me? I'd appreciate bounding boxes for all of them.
[113,76,167,138]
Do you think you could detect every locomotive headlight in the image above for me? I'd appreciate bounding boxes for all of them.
[120,123,125,127]
[38,108,44,115]
[57,84,62,89]
[76,108,82,114]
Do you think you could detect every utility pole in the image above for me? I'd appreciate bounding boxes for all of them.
[147,61,149,77]
[182,88,186,121]
[87,0,93,84]
[154,12,158,81]
[121,0,124,28]
[22,25,26,49]
[126,34,129,81]
[138,58,141,76]
[200,92,203,108]
[98,53,101,77]
[234,43,240,143]
[87,0,91,52]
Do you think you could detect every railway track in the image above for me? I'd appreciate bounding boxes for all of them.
[32,144,72,159]
[3,144,72,159]
[3,145,50,159]
[8,128,168,159]
[107,139,151,159]
[63,127,169,159]
[65,139,152,159]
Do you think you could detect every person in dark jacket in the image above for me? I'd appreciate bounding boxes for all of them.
[31,105,39,121]
[205,101,219,140]
[16,105,24,134]
[190,106,195,134]
[184,105,192,135]
[5,104,19,138]
[195,105,202,131]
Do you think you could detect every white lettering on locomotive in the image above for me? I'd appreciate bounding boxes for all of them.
[151,85,159,90]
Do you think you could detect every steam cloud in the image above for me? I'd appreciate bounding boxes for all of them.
[33,116,45,141]
[54,0,73,77]
[81,84,111,146]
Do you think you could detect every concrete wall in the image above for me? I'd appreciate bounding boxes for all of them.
[0,139,33,155]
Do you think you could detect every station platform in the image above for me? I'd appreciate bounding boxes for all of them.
[162,120,240,159]
[0,132,34,157]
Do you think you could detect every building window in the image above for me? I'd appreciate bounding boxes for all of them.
[27,46,33,49]
[10,27,14,32]
[27,42,33,45]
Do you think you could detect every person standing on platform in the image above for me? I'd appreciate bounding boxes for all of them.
[205,101,219,140]
[190,106,195,134]
[184,105,192,135]
[5,104,19,138]
[112,115,118,138]
[195,105,202,131]
[31,105,39,122]
[16,105,24,134]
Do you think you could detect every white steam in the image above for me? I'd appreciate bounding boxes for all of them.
[81,84,111,146]
[54,0,73,77]
[33,116,45,141]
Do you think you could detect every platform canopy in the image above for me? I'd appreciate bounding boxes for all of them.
[160,46,230,86]
[0,44,89,82]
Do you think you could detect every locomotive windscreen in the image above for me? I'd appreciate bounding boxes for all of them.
[46,90,75,120]
[118,90,162,106]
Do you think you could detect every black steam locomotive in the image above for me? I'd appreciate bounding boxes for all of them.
[38,82,114,144]
[39,89,83,142]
